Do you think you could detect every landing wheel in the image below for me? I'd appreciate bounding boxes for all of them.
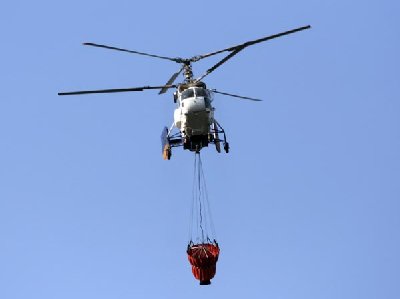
[163,145,172,160]
[215,140,221,153]
[213,132,221,153]
[224,142,229,153]
[167,148,172,160]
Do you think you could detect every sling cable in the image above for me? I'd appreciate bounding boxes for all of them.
[187,152,220,285]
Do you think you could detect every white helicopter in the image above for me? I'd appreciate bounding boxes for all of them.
[59,25,311,160]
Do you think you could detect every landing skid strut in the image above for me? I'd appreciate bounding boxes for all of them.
[161,121,229,160]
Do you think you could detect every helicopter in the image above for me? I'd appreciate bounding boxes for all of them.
[58,25,311,160]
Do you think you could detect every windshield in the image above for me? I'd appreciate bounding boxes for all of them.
[195,87,211,107]
[194,87,207,98]
[181,89,194,100]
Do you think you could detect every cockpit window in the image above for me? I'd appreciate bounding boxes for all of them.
[194,87,207,98]
[195,87,211,107]
[181,89,194,99]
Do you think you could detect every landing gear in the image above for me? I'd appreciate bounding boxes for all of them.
[211,120,229,154]
[161,126,182,160]
[160,120,229,159]
[163,144,172,160]
[215,140,221,153]
[224,142,229,153]
[212,121,221,153]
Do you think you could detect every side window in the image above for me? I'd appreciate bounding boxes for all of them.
[204,97,211,108]
[182,89,194,99]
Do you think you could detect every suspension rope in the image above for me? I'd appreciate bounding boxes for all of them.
[189,152,217,245]
[197,153,205,243]
[200,156,217,242]
[188,153,197,243]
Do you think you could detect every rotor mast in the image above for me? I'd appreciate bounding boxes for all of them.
[183,61,194,83]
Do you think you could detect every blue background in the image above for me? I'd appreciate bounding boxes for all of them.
[1,0,399,298]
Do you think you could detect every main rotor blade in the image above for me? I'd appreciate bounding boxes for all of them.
[83,42,184,63]
[58,85,176,96]
[190,25,311,62]
[195,25,311,82]
[196,48,243,82]
[211,89,262,101]
[159,66,184,94]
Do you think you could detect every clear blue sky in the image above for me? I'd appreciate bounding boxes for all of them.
[1,0,399,298]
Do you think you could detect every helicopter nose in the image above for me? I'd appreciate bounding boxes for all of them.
[185,98,206,113]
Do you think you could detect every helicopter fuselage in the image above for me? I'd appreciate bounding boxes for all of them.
[161,82,228,157]
[165,83,219,152]
[174,84,214,137]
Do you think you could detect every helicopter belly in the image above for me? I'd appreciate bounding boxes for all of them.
[174,108,212,136]
[183,111,210,135]
[174,96,214,136]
